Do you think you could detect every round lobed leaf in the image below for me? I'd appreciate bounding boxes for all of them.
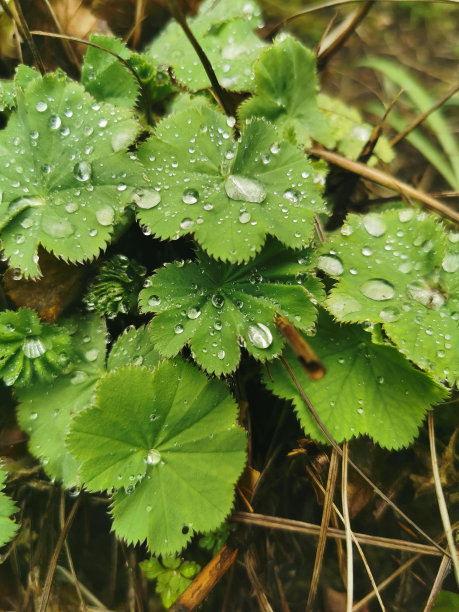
[136,106,326,263]
[320,209,458,385]
[67,360,247,555]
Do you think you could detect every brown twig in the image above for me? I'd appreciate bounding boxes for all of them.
[423,555,452,612]
[41,0,81,72]
[12,0,45,74]
[309,147,459,223]
[59,492,87,612]
[306,449,340,611]
[342,442,354,612]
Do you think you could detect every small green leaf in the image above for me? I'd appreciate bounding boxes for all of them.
[146,0,266,92]
[432,591,459,612]
[136,106,325,263]
[81,35,139,108]
[67,360,247,555]
[0,468,19,547]
[0,308,73,387]
[16,315,107,487]
[0,72,143,276]
[320,209,458,384]
[139,240,323,374]
[239,35,334,148]
[0,65,40,111]
[264,311,447,449]
[107,324,162,371]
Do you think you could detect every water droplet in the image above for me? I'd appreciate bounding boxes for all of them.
[363,214,386,237]
[30,412,38,420]
[182,188,199,205]
[211,294,225,309]
[187,307,201,320]
[48,115,61,130]
[96,205,115,226]
[133,189,161,209]
[331,295,362,316]
[217,350,225,359]
[270,143,280,154]
[235,299,243,309]
[71,370,89,385]
[239,211,251,224]
[406,280,446,310]
[362,247,372,256]
[283,189,299,203]
[22,338,46,359]
[180,217,194,230]
[174,324,184,334]
[442,253,458,273]
[73,161,92,182]
[147,449,161,465]
[42,216,75,239]
[214,320,222,331]
[360,279,395,301]
[247,323,273,349]
[148,295,161,307]
[398,209,414,222]
[377,376,384,384]
[317,254,344,276]
[35,101,47,112]
[379,307,401,322]
[225,175,266,203]
[85,348,99,362]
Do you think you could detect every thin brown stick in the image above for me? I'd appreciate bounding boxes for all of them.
[390,82,459,147]
[309,147,459,223]
[38,495,81,612]
[59,492,86,611]
[56,565,109,609]
[278,356,449,557]
[428,412,459,585]
[423,555,452,612]
[131,0,145,49]
[317,1,374,68]
[342,442,353,612]
[12,0,45,74]
[244,546,274,612]
[306,449,340,611]
[41,0,81,71]
[232,512,442,557]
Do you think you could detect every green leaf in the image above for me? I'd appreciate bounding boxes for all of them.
[239,35,334,148]
[0,72,143,277]
[107,324,162,371]
[0,308,73,387]
[67,360,247,555]
[139,240,323,374]
[0,467,19,547]
[16,315,107,487]
[141,555,200,608]
[146,0,266,92]
[136,106,325,263]
[264,311,447,449]
[81,35,139,108]
[0,65,40,111]
[318,93,394,165]
[320,209,458,385]
[432,591,459,612]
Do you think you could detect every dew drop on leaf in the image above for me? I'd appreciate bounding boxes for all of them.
[48,115,61,130]
[247,323,273,349]
[65,202,79,214]
[22,338,46,359]
[283,189,299,203]
[211,294,225,309]
[182,188,199,205]
[331,294,362,316]
[360,279,395,301]
[406,280,446,310]
[363,214,386,237]
[317,254,344,276]
[379,307,401,322]
[96,205,115,226]
[148,295,161,307]
[238,211,251,224]
[224,175,267,203]
[42,216,75,239]
[35,101,47,112]
[174,324,184,334]
[133,189,161,209]
[187,307,201,320]
[214,320,222,330]
[71,370,89,385]
[398,209,414,222]
[217,350,225,360]
[442,253,458,273]
[85,348,99,362]
[361,247,372,256]
[147,449,161,465]
[180,217,194,230]
[73,161,92,182]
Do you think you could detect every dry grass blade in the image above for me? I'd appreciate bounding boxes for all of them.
[232,512,442,557]
[309,147,459,223]
[279,356,450,557]
[423,555,452,612]
[275,316,326,381]
[59,492,87,612]
[342,442,354,612]
[12,0,45,73]
[244,546,274,612]
[41,0,81,71]
[306,449,340,611]
[428,412,459,586]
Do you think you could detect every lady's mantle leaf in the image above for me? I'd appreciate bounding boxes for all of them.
[16,315,107,487]
[146,0,266,92]
[0,73,143,277]
[239,35,334,148]
[81,35,139,108]
[264,311,447,449]
[67,360,247,555]
[319,210,458,384]
[0,468,19,547]
[136,106,325,263]
[139,240,324,375]
[0,308,73,387]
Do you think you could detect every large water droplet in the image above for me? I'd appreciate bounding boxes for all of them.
[182,188,199,205]
[73,161,92,182]
[239,211,251,224]
[42,216,75,239]
[363,214,386,237]
[379,307,401,322]
[187,307,201,320]
[22,338,46,359]
[85,348,99,362]
[406,280,446,310]
[96,205,115,226]
[48,115,61,130]
[225,175,266,203]
[133,189,161,209]
[147,449,161,465]
[398,209,414,222]
[174,324,184,334]
[331,294,362,316]
[35,101,47,112]
[360,279,395,301]
[247,323,273,349]
[148,295,161,307]
[71,370,89,385]
[318,254,344,276]
[442,253,458,273]
[211,294,225,309]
